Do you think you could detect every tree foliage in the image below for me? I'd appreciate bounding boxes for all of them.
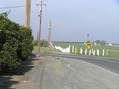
[95,40,100,44]
[95,40,106,45]
[32,40,48,47]
[0,13,33,71]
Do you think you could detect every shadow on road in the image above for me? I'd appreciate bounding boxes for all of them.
[0,76,18,89]
[0,54,38,89]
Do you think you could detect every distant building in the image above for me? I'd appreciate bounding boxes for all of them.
[108,43,112,46]
[94,43,97,45]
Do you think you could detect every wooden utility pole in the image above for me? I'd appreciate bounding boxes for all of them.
[36,0,47,52]
[47,21,54,47]
[38,1,42,52]
[25,0,31,28]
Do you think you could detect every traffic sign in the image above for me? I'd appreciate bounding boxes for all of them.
[86,43,92,46]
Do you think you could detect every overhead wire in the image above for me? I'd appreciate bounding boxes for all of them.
[45,7,51,21]
[0,5,25,9]
[47,0,53,20]
[43,0,54,23]
[34,0,53,22]
[34,0,55,40]
[34,0,49,40]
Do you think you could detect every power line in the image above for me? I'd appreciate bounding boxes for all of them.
[47,0,53,20]
[0,5,25,9]
[42,0,53,22]
[44,0,53,21]
[45,7,51,20]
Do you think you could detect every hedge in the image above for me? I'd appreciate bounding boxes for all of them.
[0,13,33,71]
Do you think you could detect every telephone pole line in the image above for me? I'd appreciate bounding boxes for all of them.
[47,21,54,47]
[25,0,31,28]
[36,0,47,52]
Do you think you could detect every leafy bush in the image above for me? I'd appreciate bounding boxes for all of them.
[0,13,33,71]
[17,26,34,61]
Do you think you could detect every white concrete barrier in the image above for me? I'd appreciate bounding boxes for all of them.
[80,48,83,54]
[85,48,87,55]
[55,45,70,53]
[89,50,91,55]
[72,45,74,53]
[50,42,54,48]
[67,45,106,56]
[97,49,99,56]
[75,47,77,54]
[93,50,95,55]
[102,49,105,56]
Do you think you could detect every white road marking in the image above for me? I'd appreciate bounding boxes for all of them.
[83,60,119,77]
[66,55,119,64]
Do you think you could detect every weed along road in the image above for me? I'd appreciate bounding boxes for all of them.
[32,52,119,89]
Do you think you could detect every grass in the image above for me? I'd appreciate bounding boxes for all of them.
[53,43,119,58]
[33,46,52,53]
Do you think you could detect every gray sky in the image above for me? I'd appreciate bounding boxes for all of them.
[0,0,119,43]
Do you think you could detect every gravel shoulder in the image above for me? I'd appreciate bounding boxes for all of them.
[0,54,119,89]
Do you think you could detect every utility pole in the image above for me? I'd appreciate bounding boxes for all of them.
[87,34,90,43]
[25,0,31,28]
[36,0,47,52]
[47,21,54,47]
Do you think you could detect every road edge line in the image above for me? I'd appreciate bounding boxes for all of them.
[82,60,119,77]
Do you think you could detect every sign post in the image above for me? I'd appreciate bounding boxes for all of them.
[86,43,92,49]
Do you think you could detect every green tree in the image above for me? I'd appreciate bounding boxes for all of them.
[95,40,101,44]
[32,40,38,46]
[32,40,48,47]
[17,26,34,61]
[0,15,21,71]
[0,12,33,72]
[100,40,106,45]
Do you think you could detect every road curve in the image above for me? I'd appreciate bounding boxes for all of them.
[33,52,119,76]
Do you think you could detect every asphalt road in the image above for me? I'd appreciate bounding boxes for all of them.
[33,52,119,76]
[29,53,119,89]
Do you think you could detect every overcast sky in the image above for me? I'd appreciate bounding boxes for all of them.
[0,0,119,43]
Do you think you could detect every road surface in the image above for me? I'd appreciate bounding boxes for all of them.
[33,52,119,76]
[28,53,119,89]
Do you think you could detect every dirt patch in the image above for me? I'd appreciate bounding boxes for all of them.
[54,57,60,59]
[36,55,60,60]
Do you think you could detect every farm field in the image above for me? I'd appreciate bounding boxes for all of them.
[52,42,119,58]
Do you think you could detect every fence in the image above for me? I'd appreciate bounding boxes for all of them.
[71,45,105,56]
[55,45,70,53]
[78,48,105,56]
[54,45,111,56]
[106,50,119,55]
